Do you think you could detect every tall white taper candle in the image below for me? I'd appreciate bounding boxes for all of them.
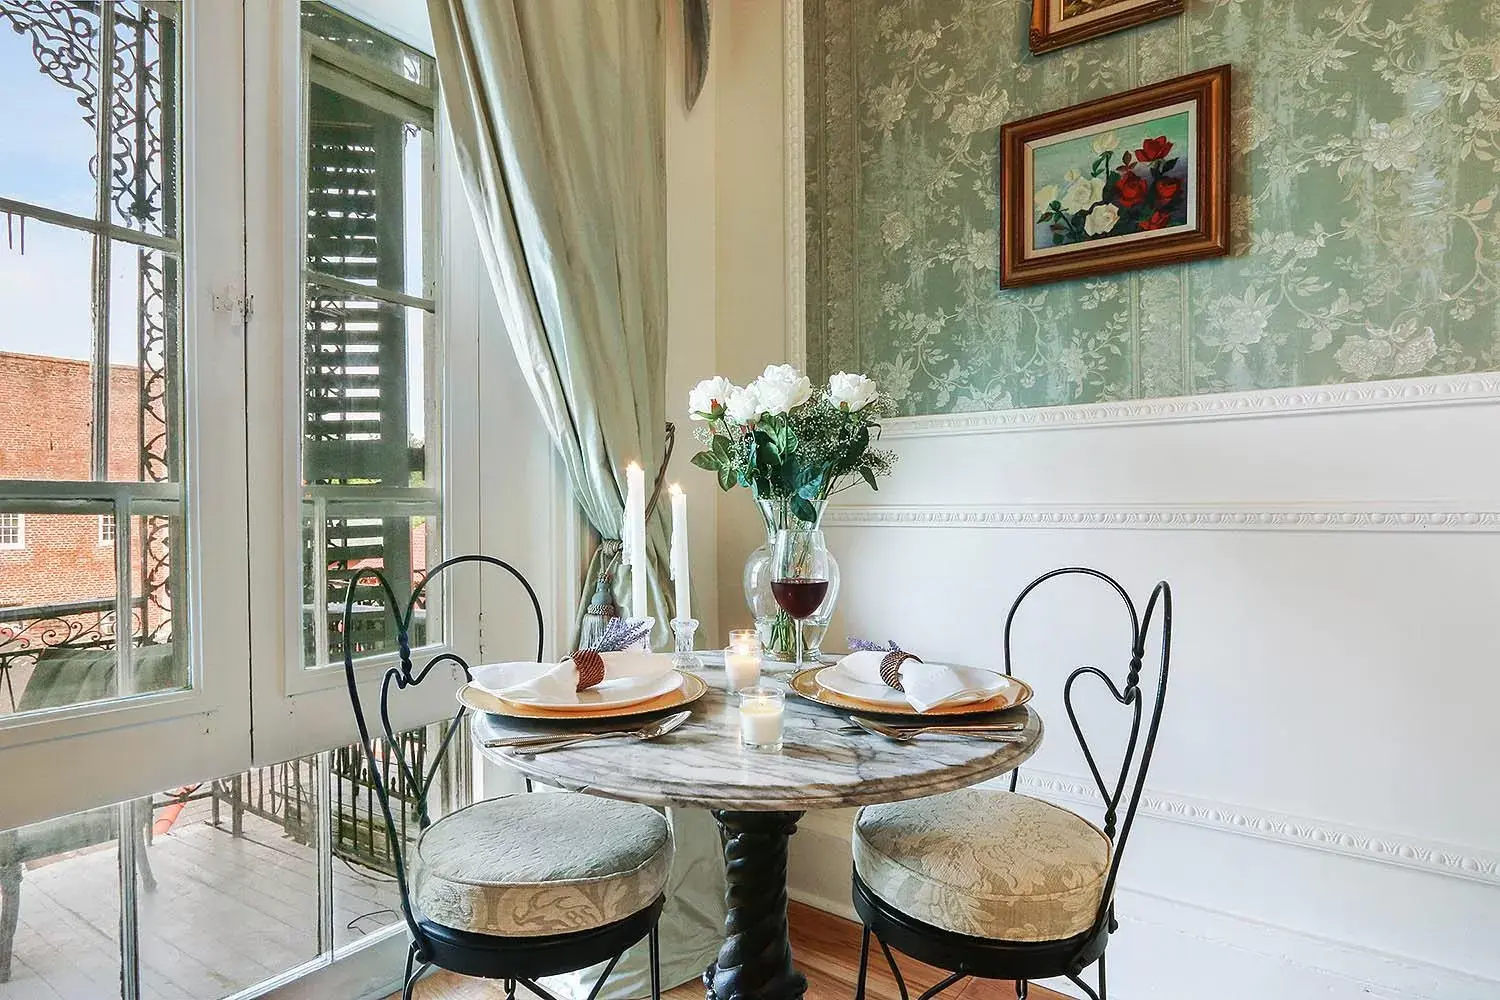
[668,483,690,622]
[625,461,647,620]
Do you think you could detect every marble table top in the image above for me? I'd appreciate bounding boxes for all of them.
[470,663,1043,812]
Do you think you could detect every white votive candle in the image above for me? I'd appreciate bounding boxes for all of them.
[724,648,762,691]
[728,628,761,656]
[738,686,784,751]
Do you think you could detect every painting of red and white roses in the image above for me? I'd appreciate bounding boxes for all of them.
[1000,65,1230,288]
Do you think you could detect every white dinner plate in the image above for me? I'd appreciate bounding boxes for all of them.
[469,658,684,712]
[815,662,1014,708]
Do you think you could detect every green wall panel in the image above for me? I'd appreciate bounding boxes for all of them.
[804,0,1500,416]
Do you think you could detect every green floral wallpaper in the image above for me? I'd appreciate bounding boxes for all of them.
[804,0,1500,415]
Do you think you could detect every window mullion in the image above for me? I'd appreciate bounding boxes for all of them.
[91,1,116,482]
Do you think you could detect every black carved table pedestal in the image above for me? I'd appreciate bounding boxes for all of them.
[704,810,807,1000]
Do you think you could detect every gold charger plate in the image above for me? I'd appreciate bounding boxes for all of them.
[788,667,1033,718]
[458,669,709,722]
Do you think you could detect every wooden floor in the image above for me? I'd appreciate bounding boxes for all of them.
[2,801,403,1000]
[397,902,1064,1000]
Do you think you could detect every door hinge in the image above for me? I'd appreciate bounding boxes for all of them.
[213,288,254,323]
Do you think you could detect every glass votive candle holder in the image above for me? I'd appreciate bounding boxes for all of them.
[738,686,785,752]
[723,646,762,691]
[728,628,761,655]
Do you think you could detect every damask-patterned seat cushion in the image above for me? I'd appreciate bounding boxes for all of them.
[411,792,672,937]
[854,789,1110,943]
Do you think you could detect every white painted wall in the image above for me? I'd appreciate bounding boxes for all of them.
[707,3,1500,998]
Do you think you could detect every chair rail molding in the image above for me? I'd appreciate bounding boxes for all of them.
[822,502,1500,533]
[1011,768,1500,889]
[878,372,1500,437]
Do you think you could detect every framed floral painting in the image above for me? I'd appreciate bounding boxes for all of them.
[1029,0,1184,54]
[999,65,1230,289]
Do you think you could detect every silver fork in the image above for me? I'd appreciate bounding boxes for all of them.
[847,716,1027,742]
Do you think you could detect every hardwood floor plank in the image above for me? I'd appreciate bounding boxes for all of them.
[393,903,1064,1000]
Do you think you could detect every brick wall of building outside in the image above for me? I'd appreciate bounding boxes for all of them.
[0,351,161,611]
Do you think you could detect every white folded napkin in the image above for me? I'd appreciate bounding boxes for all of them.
[496,651,671,705]
[834,650,994,713]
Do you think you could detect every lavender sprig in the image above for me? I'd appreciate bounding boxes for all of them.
[847,637,903,654]
[593,617,653,652]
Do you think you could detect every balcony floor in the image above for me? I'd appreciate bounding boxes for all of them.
[2,800,403,1000]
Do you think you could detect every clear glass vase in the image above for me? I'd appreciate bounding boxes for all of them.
[743,497,840,663]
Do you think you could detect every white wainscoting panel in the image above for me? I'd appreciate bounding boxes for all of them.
[797,392,1500,999]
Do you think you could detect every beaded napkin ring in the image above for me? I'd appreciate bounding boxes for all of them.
[849,637,921,693]
[568,649,607,691]
[569,616,653,691]
[879,650,922,692]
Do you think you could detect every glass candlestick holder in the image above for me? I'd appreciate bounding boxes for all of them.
[670,618,704,671]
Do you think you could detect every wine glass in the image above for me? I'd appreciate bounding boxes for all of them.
[771,529,831,669]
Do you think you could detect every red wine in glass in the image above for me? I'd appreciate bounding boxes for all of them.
[771,578,830,620]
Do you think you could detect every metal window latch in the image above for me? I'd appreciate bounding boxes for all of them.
[212,288,254,323]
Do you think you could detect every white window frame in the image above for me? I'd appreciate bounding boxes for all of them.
[0,512,23,549]
[98,512,116,546]
[0,1,252,831]
[244,1,481,765]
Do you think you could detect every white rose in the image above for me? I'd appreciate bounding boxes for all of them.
[1084,202,1120,236]
[1058,175,1106,215]
[724,384,762,424]
[1033,184,1061,217]
[751,364,813,414]
[1091,131,1118,154]
[688,376,738,420]
[828,371,879,411]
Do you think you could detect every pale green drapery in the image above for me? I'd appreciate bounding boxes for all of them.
[426,3,724,996]
[428,0,673,645]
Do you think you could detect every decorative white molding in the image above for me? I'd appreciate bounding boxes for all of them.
[783,0,807,372]
[823,502,1500,533]
[880,373,1500,438]
[1010,768,1500,889]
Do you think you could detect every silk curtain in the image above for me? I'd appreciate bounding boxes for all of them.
[428,0,673,645]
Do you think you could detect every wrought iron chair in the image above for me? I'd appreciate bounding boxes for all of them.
[342,555,668,1000]
[849,568,1171,1000]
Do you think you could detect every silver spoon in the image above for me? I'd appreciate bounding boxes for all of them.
[505,711,692,756]
[849,716,1027,743]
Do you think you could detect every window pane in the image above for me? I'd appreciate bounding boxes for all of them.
[301,2,435,90]
[307,512,440,666]
[137,763,321,998]
[0,507,187,719]
[298,1,439,672]
[0,803,124,999]
[108,240,182,483]
[0,2,102,220]
[107,2,180,239]
[332,719,468,950]
[0,219,95,482]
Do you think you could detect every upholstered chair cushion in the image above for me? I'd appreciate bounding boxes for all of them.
[853,789,1110,943]
[412,792,673,937]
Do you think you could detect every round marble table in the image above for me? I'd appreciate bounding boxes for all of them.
[472,665,1042,1000]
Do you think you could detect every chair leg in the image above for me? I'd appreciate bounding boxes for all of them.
[1098,952,1108,1000]
[854,927,871,1000]
[505,978,517,1000]
[876,935,910,1000]
[1015,981,1027,999]
[649,920,663,1000]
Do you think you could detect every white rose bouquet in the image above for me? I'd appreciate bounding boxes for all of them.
[688,364,896,522]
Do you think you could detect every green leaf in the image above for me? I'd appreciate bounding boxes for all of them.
[690,451,719,471]
[791,496,819,524]
[711,435,733,462]
[717,466,736,492]
[859,467,878,491]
